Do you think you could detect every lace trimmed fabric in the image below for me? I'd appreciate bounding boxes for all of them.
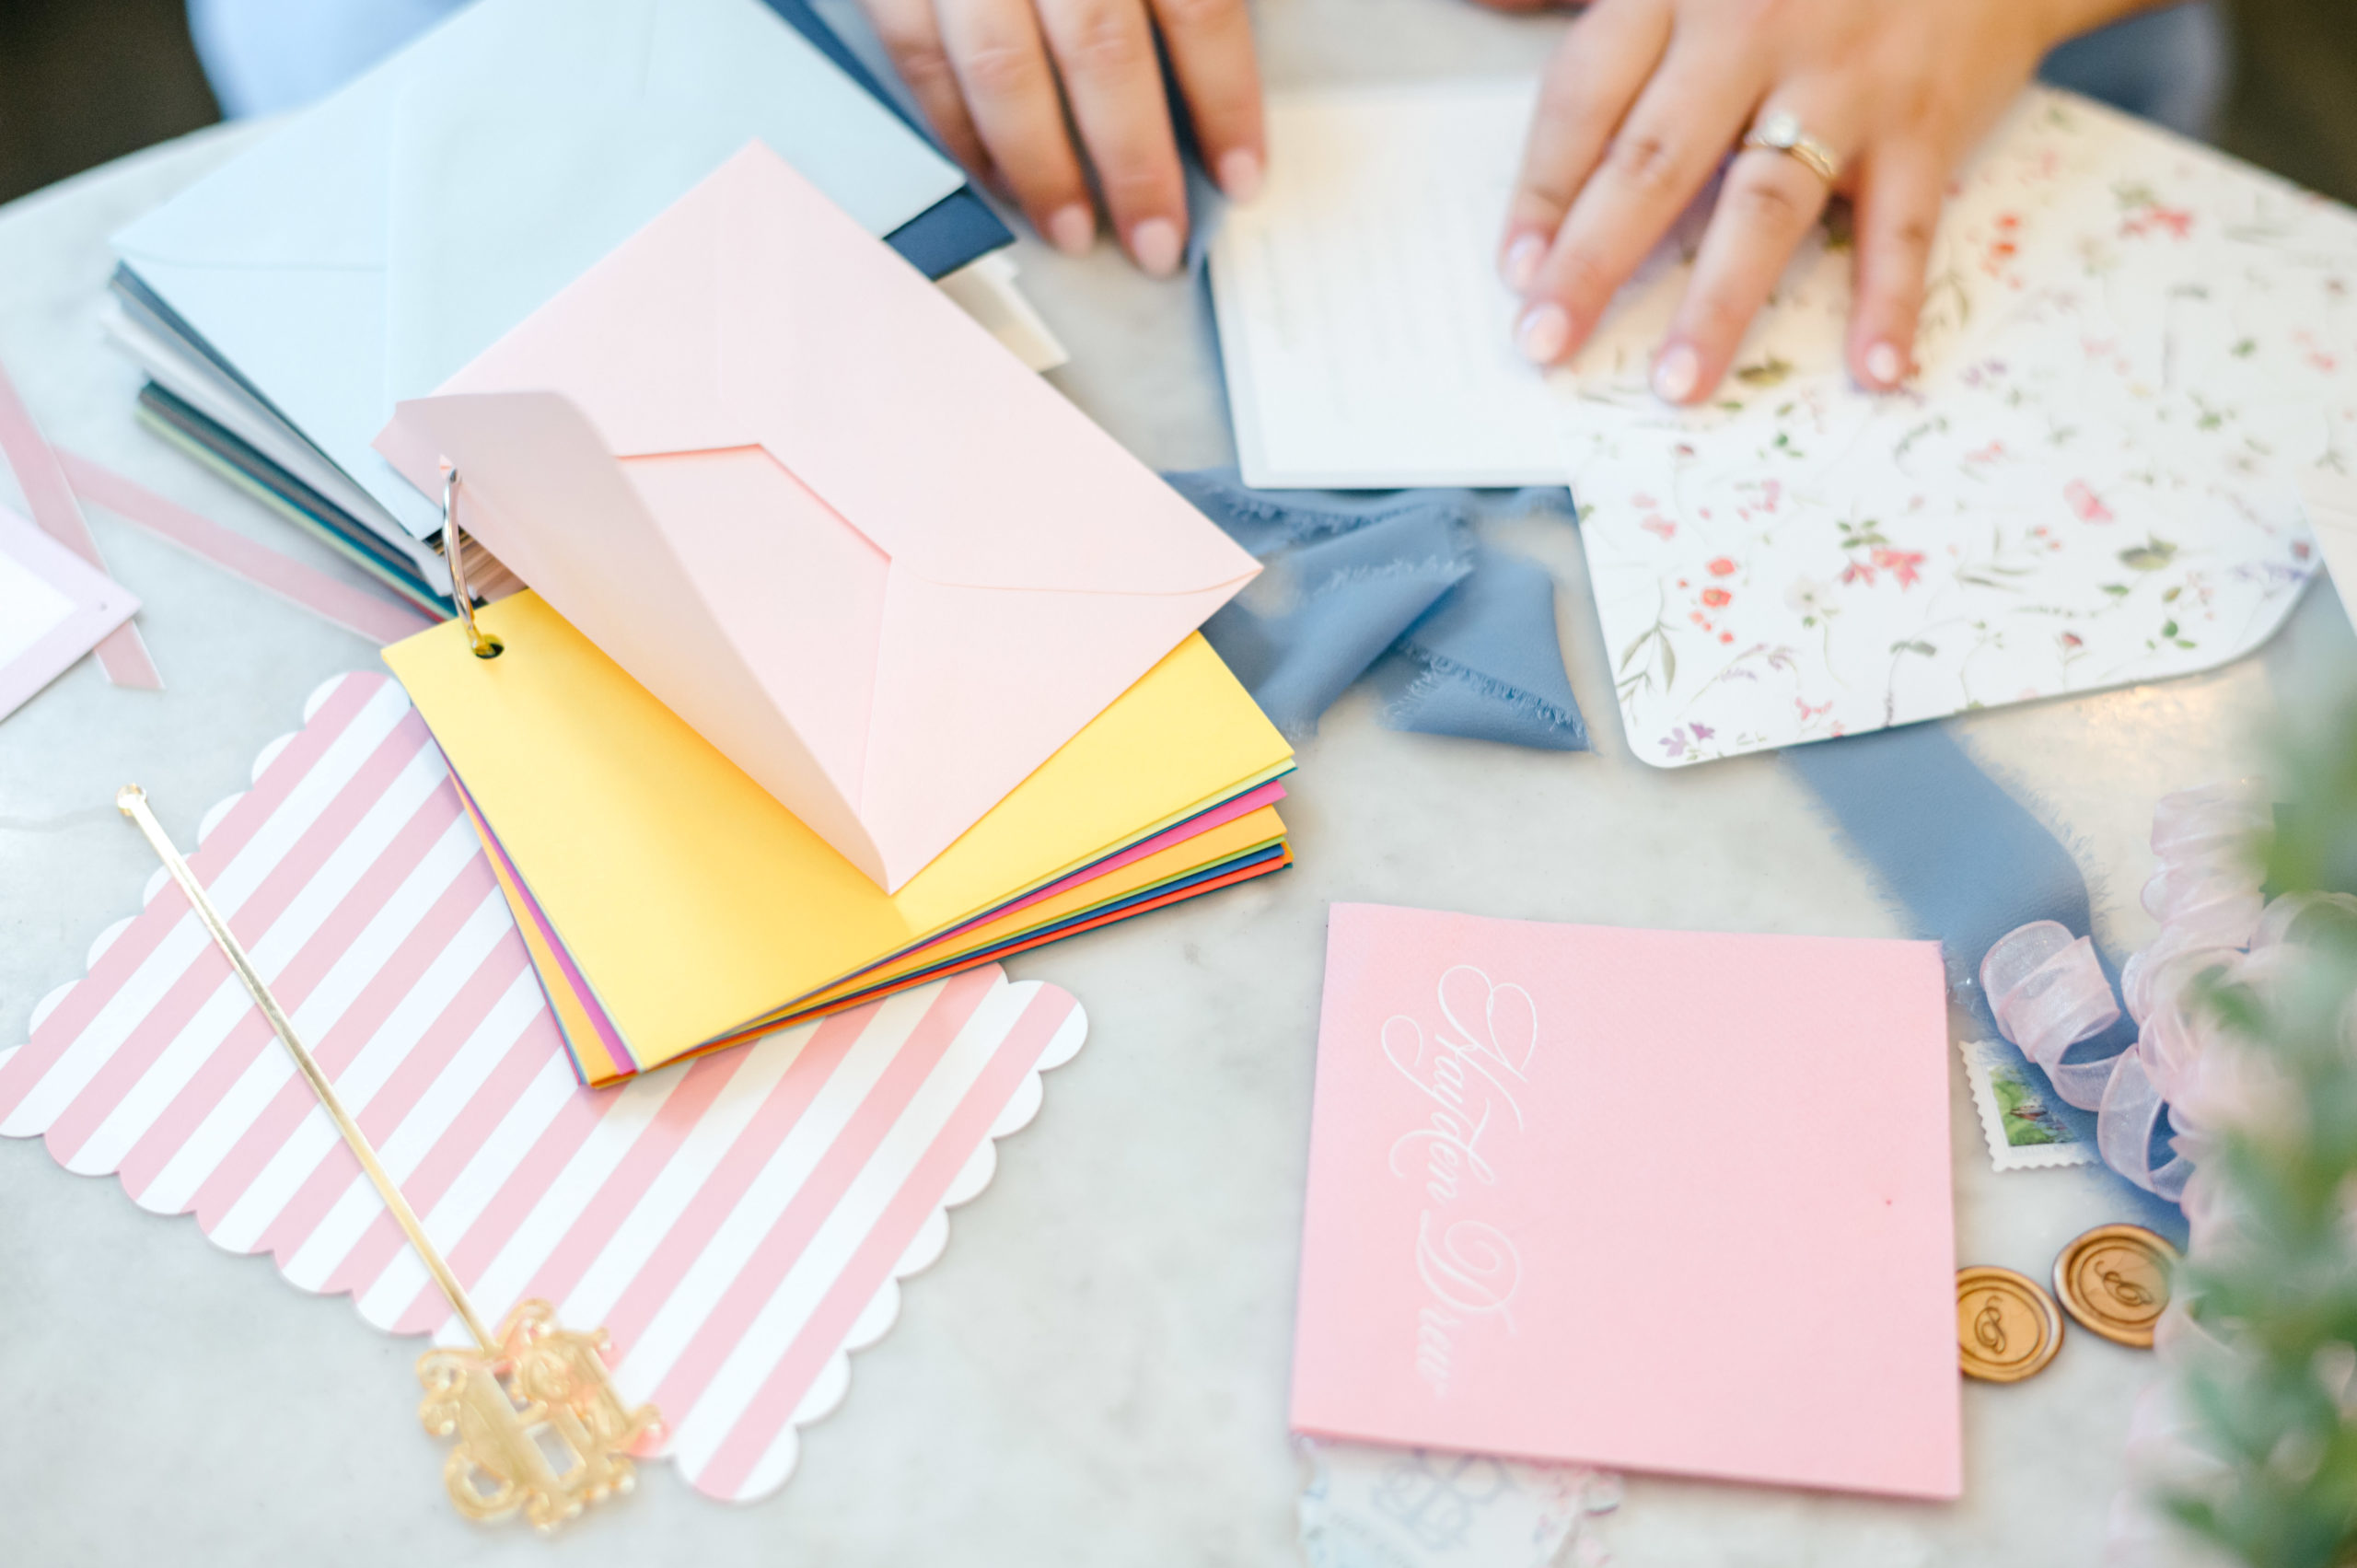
[1165,470,1589,752]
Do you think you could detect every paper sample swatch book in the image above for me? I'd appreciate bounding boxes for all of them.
[380,144,1291,1084]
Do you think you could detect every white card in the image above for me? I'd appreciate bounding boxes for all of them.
[2299,465,2357,614]
[1209,82,1573,488]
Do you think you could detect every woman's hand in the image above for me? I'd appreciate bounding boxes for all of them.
[856,0,1264,275]
[1492,0,2149,401]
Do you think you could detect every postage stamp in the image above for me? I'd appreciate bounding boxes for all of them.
[1962,1039,2096,1172]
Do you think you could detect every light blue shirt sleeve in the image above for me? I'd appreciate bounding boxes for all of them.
[189,0,470,118]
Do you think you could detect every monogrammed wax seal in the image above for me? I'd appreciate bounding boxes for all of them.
[2054,1225,2177,1349]
[1956,1266,2063,1382]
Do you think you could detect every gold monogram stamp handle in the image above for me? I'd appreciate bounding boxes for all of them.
[119,785,656,1528]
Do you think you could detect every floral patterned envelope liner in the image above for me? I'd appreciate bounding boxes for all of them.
[1564,89,2342,765]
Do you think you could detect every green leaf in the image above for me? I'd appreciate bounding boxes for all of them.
[2103,583,2133,597]
[2119,538,2178,571]
[1734,354,1794,388]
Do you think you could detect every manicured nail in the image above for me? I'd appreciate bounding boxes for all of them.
[1131,216,1183,277]
[1217,148,1263,204]
[1046,203,1095,257]
[1864,340,1906,389]
[1515,302,1571,365]
[1501,233,1546,293]
[1652,343,1701,404]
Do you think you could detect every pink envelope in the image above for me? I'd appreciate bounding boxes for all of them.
[1294,903,1961,1500]
[375,141,1259,891]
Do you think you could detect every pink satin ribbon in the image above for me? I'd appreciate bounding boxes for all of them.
[55,449,431,645]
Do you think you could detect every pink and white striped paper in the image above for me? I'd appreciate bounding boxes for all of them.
[0,671,1086,1503]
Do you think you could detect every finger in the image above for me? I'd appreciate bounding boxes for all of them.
[1151,0,1266,203]
[860,0,995,182]
[1499,0,1673,292]
[935,0,1099,257]
[1652,99,1852,403]
[1039,0,1188,273]
[1846,141,1944,390]
[1514,40,1760,366]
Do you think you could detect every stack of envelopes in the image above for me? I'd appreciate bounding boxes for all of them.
[104,0,1050,614]
[382,144,1293,1085]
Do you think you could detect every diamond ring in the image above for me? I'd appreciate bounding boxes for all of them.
[1740,110,1840,185]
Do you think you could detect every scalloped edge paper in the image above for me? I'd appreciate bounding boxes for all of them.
[0,670,1089,1503]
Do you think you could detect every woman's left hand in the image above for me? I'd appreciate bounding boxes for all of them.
[1491,0,2149,401]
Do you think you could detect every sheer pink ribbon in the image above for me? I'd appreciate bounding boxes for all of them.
[1981,781,2292,1202]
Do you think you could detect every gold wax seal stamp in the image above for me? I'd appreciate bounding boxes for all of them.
[2053,1224,2177,1349]
[1957,1265,2064,1382]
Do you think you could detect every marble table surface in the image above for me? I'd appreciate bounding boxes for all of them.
[4,2,2351,1562]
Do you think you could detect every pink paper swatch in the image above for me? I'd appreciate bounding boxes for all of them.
[1292,902,1961,1500]
[0,671,1087,1502]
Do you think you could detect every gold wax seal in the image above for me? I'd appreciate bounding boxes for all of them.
[1957,1265,2064,1382]
[2053,1224,2177,1349]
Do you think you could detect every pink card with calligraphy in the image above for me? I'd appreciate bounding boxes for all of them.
[1291,903,1960,1500]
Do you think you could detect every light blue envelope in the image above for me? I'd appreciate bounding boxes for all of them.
[114,0,967,542]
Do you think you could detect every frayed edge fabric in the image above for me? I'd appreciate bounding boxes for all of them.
[1378,649,1590,751]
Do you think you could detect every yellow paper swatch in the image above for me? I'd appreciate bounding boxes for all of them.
[386,592,1292,1071]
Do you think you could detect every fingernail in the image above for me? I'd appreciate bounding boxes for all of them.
[1131,216,1183,278]
[1515,302,1571,365]
[1217,148,1263,204]
[1046,203,1095,257]
[1652,343,1701,404]
[1864,340,1906,389]
[1501,233,1546,293]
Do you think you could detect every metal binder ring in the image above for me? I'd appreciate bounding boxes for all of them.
[441,469,504,659]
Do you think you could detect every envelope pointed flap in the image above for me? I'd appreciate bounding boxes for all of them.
[387,389,887,885]
[857,571,1251,889]
[384,0,965,405]
[714,146,1261,599]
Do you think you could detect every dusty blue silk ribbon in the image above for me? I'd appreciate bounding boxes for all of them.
[1787,721,2186,1238]
[1165,470,1588,752]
